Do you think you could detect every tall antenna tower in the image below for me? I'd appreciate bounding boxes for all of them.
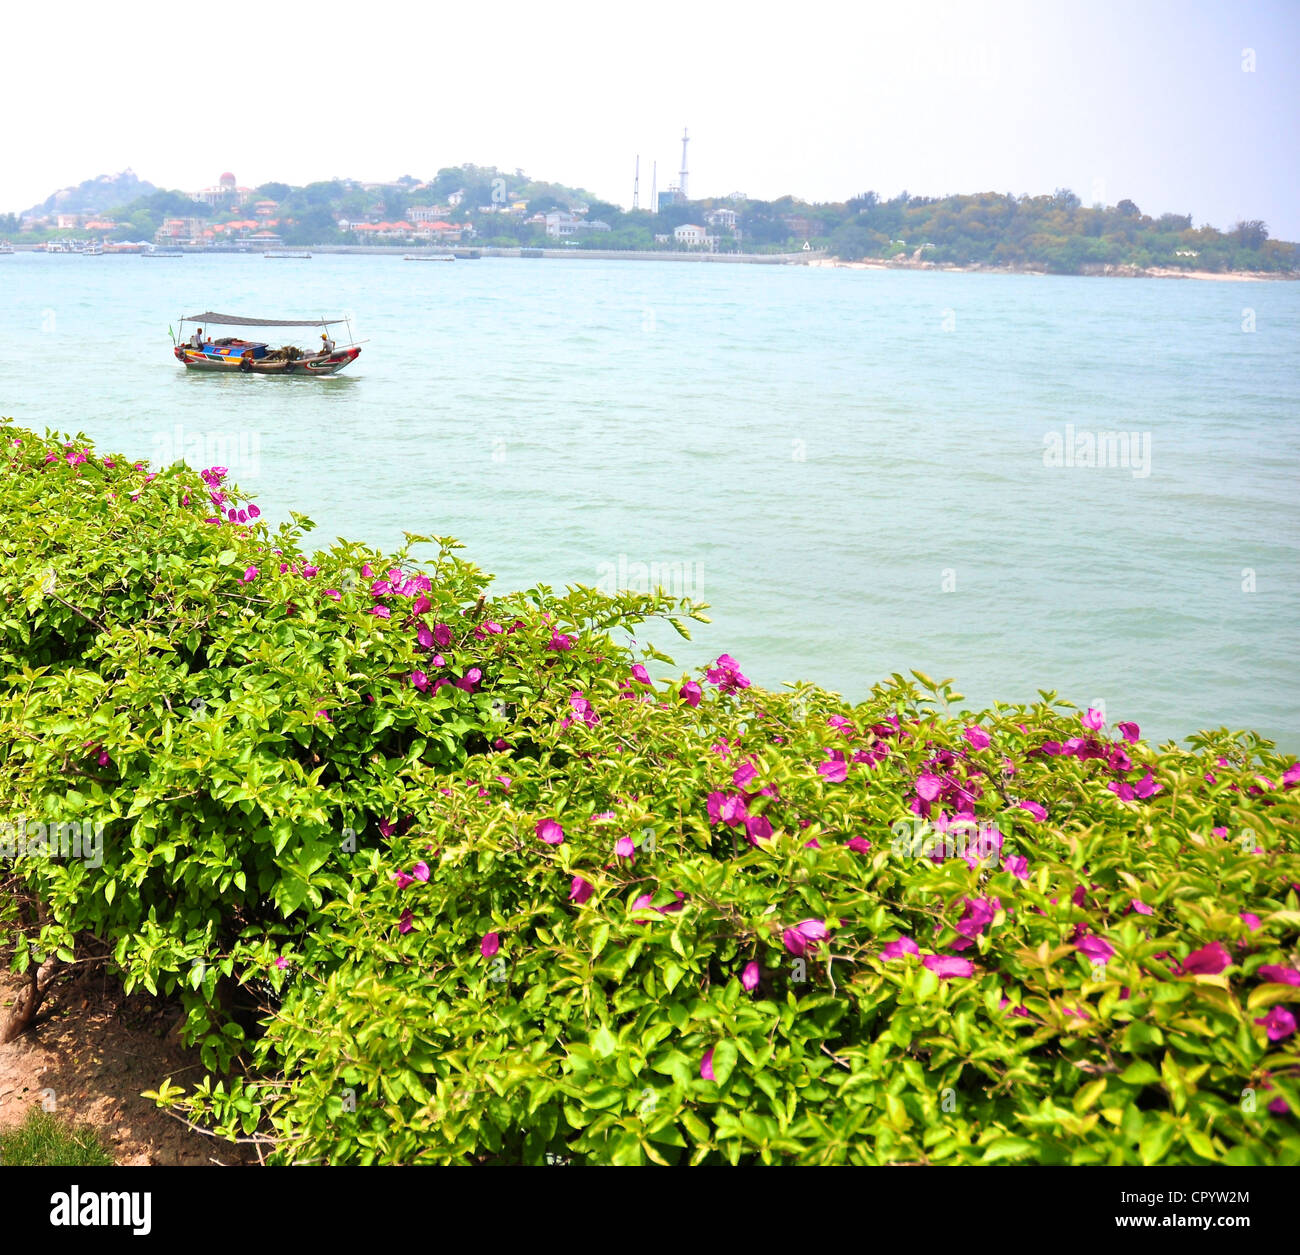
[679,127,690,201]
[651,161,657,213]
[633,155,640,211]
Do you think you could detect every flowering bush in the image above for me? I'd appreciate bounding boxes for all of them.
[1,419,1298,1164]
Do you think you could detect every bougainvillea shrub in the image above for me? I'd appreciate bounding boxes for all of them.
[1,418,1298,1165]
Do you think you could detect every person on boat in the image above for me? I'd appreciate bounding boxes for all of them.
[320,332,335,355]
[189,328,204,350]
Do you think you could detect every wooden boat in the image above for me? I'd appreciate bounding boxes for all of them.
[173,312,361,376]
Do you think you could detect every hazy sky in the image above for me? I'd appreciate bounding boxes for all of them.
[2,0,1297,236]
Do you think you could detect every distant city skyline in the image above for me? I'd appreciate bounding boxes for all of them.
[2,0,1297,238]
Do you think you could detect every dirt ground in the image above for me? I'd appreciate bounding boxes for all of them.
[0,963,257,1166]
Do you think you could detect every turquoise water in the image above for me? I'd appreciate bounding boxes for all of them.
[1,252,1297,748]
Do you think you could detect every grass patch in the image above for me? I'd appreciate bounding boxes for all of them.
[0,1107,114,1167]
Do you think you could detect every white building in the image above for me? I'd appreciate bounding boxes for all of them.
[674,223,710,247]
[706,207,738,231]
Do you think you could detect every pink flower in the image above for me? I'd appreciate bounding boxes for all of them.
[398,909,414,935]
[882,936,919,961]
[1133,770,1162,799]
[1116,721,1140,743]
[733,761,757,789]
[741,961,760,991]
[1003,854,1030,880]
[433,623,453,647]
[631,664,651,684]
[480,932,500,959]
[827,714,853,736]
[819,758,848,783]
[782,918,828,957]
[1176,941,1231,976]
[1258,965,1300,986]
[369,605,391,618]
[239,566,259,583]
[536,818,565,846]
[744,813,773,844]
[614,836,636,861]
[1282,762,1300,787]
[957,897,999,939]
[923,955,974,979]
[846,836,871,854]
[569,875,593,904]
[547,630,573,651]
[1255,1006,1296,1042]
[680,680,703,707]
[1129,900,1154,916]
[704,654,750,694]
[700,1047,716,1081]
[915,773,943,802]
[274,956,289,971]
[963,726,990,750]
[411,861,430,883]
[1018,800,1047,823]
[411,670,429,692]
[1081,708,1104,730]
[1077,935,1115,964]
[1241,912,1262,932]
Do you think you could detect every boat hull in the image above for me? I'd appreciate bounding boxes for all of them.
[174,345,360,376]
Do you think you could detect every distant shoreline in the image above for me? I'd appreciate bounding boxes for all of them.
[5,243,1293,280]
[808,257,1295,282]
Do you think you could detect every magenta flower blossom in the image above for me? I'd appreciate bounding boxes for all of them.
[274,956,289,971]
[239,566,259,583]
[1176,941,1231,976]
[569,875,593,904]
[881,936,919,961]
[744,813,773,844]
[416,625,436,649]
[1241,912,1262,932]
[1133,770,1162,799]
[393,869,414,889]
[411,670,429,692]
[733,761,757,789]
[741,961,760,991]
[410,593,430,616]
[782,918,829,957]
[1255,1006,1296,1042]
[915,773,943,802]
[957,897,1000,939]
[1018,800,1047,822]
[923,954,974,979]
[827,714,853,736]
[1077,935,1115,964]
[819,758,848,783]
[1003,854,1030,880]
[1129,899,1154,916]
[369,605,391,619]
[846,836,871,854]
[480,932,500,959]
[1258,965,1300,986]
[614,836,636,861]
[433,623,453,647]
[700,1047,716,1081]
[963,726,991,750]
[411,861,430,882]
[680,680,702,707]
[631,664,651,684]
[1116,720,1140,743]
[547,630,573,651]
[705,654,750,694]
[1283,762,1300,787]
[1081,708,1104,730]
[536,818,565,846]
[398,908,414,935]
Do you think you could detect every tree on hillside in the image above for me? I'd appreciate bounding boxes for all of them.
[1232,220,1269,248]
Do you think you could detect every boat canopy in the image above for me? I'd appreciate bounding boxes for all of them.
[180,312,348,327]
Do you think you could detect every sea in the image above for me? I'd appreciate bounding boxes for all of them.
[1,251,1296,750]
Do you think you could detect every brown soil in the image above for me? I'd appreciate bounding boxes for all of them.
[0,963,257,1166]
